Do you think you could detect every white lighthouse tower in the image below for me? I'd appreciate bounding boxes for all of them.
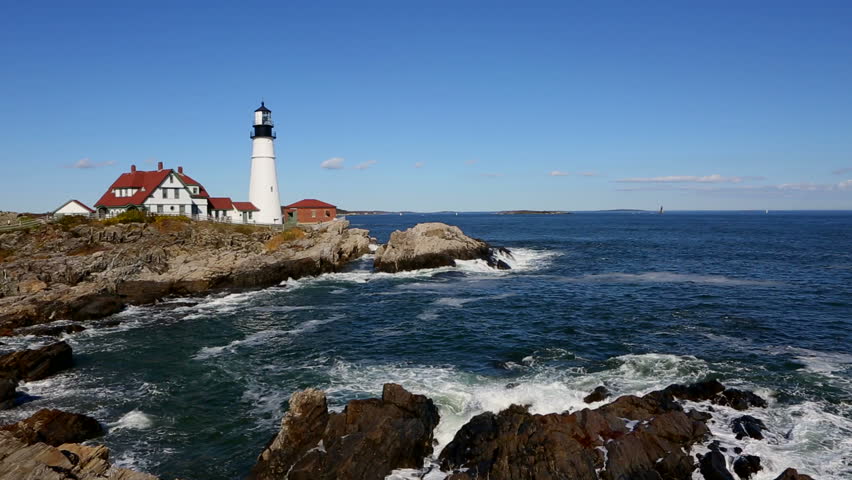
[249,102,282,224]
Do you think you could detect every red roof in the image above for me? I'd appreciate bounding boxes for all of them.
[54,199,94,214]
[285,199,336,209]
[233,202,259,211]
[94,167,209,208]
[208,197,234,210]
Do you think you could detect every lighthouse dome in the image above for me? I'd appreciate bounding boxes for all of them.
[253,101,274,129]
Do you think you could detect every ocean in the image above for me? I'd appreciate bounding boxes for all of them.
[1,211,850,479]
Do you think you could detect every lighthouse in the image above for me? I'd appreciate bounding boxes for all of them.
[249,102,282,224]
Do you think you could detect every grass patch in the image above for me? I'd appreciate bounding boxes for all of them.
[265,227,306,251]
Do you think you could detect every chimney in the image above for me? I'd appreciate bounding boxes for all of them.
[178,166,183,174]
[157,161,163,171]
[130,164,136,173]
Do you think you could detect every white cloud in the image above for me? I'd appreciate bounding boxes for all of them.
[549,170,570,176]
[353,160,378,170]
[64,157,115,169]
[833,167,852,175]
[618,179,852,193]
[321,157,345,169]
[616,174,762,184]
[414,162,424,168]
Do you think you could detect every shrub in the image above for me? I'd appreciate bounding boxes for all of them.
[265,227,306,251]
[102,210,148,225]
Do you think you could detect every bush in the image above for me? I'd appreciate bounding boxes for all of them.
[265,227,306,251]
[102,210,148,225]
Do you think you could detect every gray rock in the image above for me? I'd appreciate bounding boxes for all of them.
[373,222,510,273]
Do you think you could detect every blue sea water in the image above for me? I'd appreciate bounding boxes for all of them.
[1,211,851,479]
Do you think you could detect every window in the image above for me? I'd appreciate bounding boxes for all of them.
[174,189,180,199]
[162,189,168,199]
[270,186,273,192]
[157,205,163,213]
[169,176,174,184]
[249,212,253,219]
[325,210,330,217]
[179,205,185,214]
[170,206,175,211]
[311,209,317,218]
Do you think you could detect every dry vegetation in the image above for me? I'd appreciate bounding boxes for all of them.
[265,227,306,252]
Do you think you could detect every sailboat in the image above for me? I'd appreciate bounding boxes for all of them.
[659,206,664,214]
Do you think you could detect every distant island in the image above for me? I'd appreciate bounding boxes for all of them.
[496,210,571,215]
[338,209,394,215]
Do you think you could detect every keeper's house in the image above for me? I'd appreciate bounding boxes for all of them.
[93,162,259,223]
[283,199,337,224]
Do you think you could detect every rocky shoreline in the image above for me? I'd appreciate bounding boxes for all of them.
[250,381,814,480]
[0,217,372,334]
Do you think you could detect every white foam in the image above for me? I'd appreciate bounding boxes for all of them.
[109,409,153,431]
[563,271,780,286]
[325,353,709,459]
[194,315,343,360]
[687,397,852,480]
[433,293,515,308]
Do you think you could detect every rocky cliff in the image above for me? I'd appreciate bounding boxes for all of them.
[0,218,370,333]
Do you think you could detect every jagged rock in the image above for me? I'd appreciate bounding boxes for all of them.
[732,455,762,479]
[249,383,440,480]
[373,223,510,273]
[0,430,159,479]
[439,383,711,480]
[698,448,735,480]
[654,379,767,411]
[732,415,767,440]
[716,388,768,410]
[583,385,610,403]
[772,468,815,480]
[0,341,73,381]
[0,378,16,409]
[1,408,104,446]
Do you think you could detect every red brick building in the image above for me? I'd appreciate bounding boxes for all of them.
[283,199,337,224]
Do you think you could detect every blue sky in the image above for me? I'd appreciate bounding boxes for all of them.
[1,1,851,212]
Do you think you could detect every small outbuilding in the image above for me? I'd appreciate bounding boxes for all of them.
[54,200,94,217]
[283,199,337,224]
